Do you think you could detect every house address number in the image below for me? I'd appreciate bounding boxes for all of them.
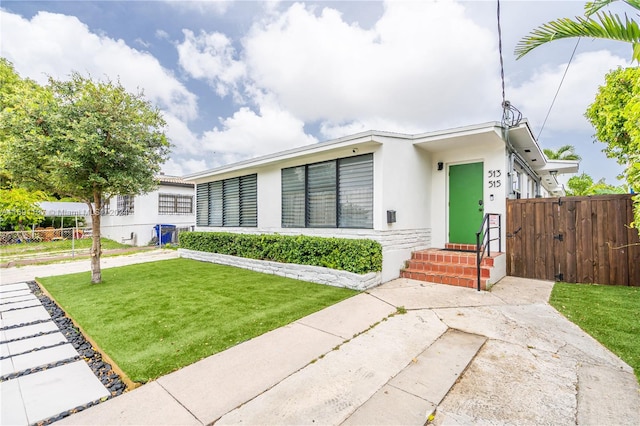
[488,169,502,188]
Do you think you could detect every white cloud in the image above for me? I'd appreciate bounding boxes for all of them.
[166,0,503,168]
[1,0,631,183]
[0,10,198,123]
[508,50,629,134]
[176,29,246,100]
[241,0,501,135]
[199,95,318,164]
[162,157,207,176]
[155,29,170,40]
[165,0,233,15]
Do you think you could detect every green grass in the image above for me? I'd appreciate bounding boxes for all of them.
[1,237,128,259]
[38,258,358,383]
[550,283,640,382]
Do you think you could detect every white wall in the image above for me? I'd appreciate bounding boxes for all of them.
[377,140,432,230]
[101,184,195,246]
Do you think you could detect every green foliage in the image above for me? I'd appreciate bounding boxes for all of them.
[0,59,170,282]
[585,66,640,232]
[550,282,640,382]
[543,145,582,161]
[38,258,357,382]
[0,188,47,230]
[515,0,640,62]
[566,172,628,195]
[0,62,170,203]
[179,232,383,275]
[39,215,87,229]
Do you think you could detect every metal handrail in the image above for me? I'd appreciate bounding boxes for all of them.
[475,213,502,292]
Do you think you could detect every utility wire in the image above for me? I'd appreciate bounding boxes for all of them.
[536,38,581,141]
[497,0,506,107]
[497,0,522,128]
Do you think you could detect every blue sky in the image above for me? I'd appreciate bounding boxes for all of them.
[0,0,632,184]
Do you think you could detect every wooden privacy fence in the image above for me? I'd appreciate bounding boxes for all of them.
[506,194,640,286]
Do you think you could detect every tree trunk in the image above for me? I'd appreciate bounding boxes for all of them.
[89,194,102,284]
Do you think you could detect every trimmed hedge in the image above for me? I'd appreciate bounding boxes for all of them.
[179,232,382,275]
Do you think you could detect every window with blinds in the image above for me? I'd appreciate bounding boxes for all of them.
[338,155,374,228]
[281,154,373,229]
[307,161,337,227]
[195,174,257,227]
[282,166,305,227]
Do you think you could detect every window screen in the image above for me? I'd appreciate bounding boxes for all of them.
[281,154,373,229]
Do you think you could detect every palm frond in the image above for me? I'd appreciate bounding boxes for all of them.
[585,1,618,17]
[515,11,640,60]
[623,0,640,12]
[583,0,640,16]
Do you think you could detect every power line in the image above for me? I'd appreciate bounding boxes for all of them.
[497,0,522,128]
[536,38,581,140]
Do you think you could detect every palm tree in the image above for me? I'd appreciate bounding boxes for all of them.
[515,0,640,62]
[543,144,582,161]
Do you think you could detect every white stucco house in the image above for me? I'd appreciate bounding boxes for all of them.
[183,121,578,288]
[100,175,195,246]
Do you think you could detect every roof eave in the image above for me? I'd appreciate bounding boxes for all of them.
[183,132,386,181]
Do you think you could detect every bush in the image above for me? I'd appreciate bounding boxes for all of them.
[179,232,382,275]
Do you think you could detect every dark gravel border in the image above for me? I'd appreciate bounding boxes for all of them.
[26,281,127,426]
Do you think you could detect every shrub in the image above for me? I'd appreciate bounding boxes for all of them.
[179,232,382,275]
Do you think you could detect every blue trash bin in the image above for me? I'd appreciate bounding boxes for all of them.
[154,224,176,245]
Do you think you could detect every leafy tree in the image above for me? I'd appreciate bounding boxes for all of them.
[566,172,628,195]
[585,66,640,233]
[0,59,170,283]
[0,188,47,231]
[516,2,640,234]
[543,144,582,161]
[515,0,640,62]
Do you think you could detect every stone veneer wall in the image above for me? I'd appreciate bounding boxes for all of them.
[181,228,431,287]
[179,249,381,291]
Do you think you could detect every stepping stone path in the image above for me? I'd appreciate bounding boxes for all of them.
[0,281,122,425]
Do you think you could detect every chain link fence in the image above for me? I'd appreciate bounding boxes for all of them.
[0,227,94,265]
[0,227,91,245]
[1,225,193,266]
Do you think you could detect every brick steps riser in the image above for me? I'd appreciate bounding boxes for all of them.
[401,248,499,291]
[410,254,494,268]
[399,270,487,290]
[405,261,490,278]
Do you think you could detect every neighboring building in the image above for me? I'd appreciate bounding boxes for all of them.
[100,175,195,246]
[184,121,578,284]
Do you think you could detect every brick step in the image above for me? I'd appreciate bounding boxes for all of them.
[410,249,497,267]
[405,260,491,278]
[400,248,503,291]
[445,243,479,252]
[400,269,488,290]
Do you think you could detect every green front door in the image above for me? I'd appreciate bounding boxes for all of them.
[449,162,484,244]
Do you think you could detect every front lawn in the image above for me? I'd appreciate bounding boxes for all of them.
[550,283,640,382]
[38,258,357,383]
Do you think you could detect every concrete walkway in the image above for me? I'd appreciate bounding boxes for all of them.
[0,250,180,425]
[2,252,639,425]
